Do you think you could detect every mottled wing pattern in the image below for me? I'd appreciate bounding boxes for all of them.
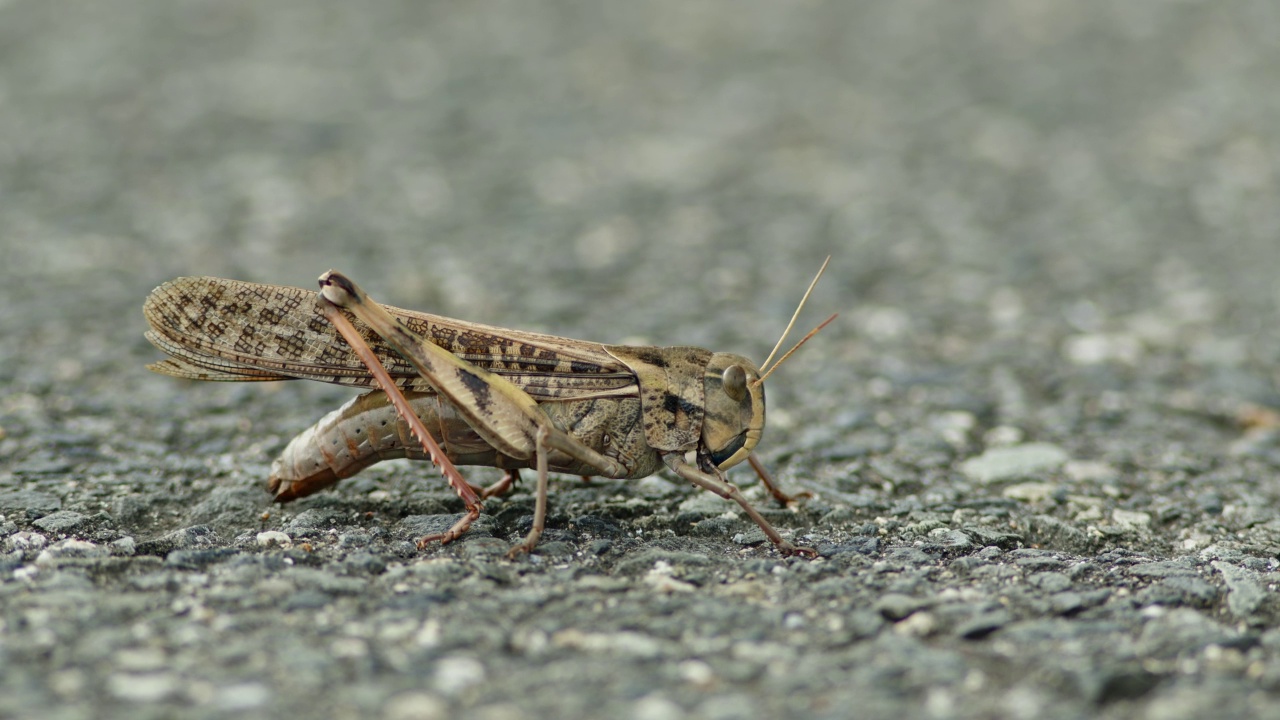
[143,277,638,401]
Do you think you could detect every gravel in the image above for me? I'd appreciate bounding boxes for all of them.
[2,2,1280,719]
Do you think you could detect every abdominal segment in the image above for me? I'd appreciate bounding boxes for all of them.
[268,391,662,501]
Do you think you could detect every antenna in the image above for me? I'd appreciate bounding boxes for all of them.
[752,313,837,388]
[758,256,831,373]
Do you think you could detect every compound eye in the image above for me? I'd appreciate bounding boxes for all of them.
[722,364,748,402]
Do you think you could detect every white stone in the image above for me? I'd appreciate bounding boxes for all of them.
[256,531,292,547]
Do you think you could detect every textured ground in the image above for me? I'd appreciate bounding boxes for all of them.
[3,2,1280,719]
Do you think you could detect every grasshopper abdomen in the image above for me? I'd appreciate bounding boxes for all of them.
[269,391,664,501]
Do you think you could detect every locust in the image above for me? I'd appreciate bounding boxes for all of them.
[142,260,833,558]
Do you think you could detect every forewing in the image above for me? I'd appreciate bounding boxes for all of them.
[143,276,637,400]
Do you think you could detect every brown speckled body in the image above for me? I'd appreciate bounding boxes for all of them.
[269,391,663,500]
[144,276,759,499]
[143,273,815,557]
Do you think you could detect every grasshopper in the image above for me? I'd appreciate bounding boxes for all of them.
[143,261,833,557]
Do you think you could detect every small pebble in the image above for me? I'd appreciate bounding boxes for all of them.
[383,691,448,720]
[106,673,177,702]
[214,683,271,711]
[256,531,292,548]
[960,443,1070,483]
[432,656,486,696]
[1111,510,1151,529]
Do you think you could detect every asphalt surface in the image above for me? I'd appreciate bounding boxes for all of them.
[3,2,1280,719]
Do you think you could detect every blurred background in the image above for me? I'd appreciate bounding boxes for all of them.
[4,1,1277,354]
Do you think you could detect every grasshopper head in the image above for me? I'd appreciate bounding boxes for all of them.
[701,352,765,471]
[699,257,836,473]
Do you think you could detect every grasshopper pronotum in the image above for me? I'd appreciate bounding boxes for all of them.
[143,261,833,557]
